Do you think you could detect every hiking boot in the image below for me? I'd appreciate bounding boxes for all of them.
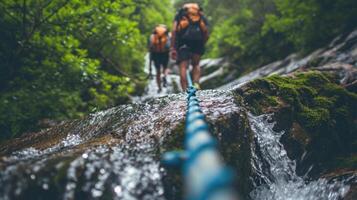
[162,76,167,88]
[193,82,201,90]
[157,88,162,93]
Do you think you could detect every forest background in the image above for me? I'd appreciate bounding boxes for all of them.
[1,0,356,140]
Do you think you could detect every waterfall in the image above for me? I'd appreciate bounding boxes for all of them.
[248,114,351,200]
[0,85,353,199]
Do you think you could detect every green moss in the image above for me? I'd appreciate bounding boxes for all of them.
[237,78,283,114]
[238,71,357,173]
[313,96,334,108]
[298,107,330,130]
[257,72,354,132]
[335,106,349,118]
[261,94,276,107]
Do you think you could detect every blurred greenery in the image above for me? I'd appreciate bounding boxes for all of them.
[1,0,356,140]
[175,0,357,73]
[0,0,173,140]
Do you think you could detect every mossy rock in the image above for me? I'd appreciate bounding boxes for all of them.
[161,100,254,199]
[207,111,254,197]
[236,71,357,177]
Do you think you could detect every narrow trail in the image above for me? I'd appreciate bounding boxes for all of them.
[132,54,180,103]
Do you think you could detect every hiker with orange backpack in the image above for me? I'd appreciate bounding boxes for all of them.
[148,24,171,93]
[171,3,209,90]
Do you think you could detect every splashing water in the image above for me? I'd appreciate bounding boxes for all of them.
[0,94,185,200]
[248,114,351,200]
[5,134,82,162]
[133,74,181,102]
[0,89,242,200]
[0,83,353,200]
[63,143,165,200]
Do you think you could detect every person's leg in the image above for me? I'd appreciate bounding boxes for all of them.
[189,40,204,89]
[153,55,162,92]
[163,64,169,78]
[162,53,169,87]
[177,44,191,91]
[163,65,169,76]
[162,67,168,87]
[179,60,189,91]
[163,52,170,76]
[156,67,161,92]
[191,54,201,84]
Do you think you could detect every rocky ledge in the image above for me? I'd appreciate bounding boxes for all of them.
[236,71,357,199]
[1,28,357,200]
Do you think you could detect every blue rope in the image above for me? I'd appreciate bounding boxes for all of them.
[162,69,238,200]
[186,69,194,88]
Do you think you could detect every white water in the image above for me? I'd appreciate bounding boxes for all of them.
[133,74,180,102]
[4,134,82,162]
[63,144,165,200]
[132,54,181,102]
[248,114,351,200]
[1,47,355,199]
[0,95,353,200]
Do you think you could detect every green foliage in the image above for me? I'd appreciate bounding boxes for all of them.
[263,0,357,50]
[192,0,357,75]
[0,0,173,140]
[134,0,174,36]
[202,0,293,68]
[174,0,205,9]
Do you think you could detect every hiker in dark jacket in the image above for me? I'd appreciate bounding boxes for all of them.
[148,24,171,93]
[171,3,209,90]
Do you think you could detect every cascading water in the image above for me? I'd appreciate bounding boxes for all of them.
[0,102,176,200]
[0,46,354,199]
[62,143,165,200]
[0,89,243,200]
[0,92,191,200]
[248,114,351,200]
[1,143,165,200]
[132,54,181,102]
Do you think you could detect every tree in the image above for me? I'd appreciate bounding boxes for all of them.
[263,0,357,50]
[0,0,173,140]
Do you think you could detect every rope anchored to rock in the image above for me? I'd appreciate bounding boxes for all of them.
[162,69,238,200]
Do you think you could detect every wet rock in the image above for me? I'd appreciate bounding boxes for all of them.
[161,90,254,199]
[236,71,357,199]
[0,91,255,200]
[199,58,240,90]
[345,80,357,92]
[248,114,350,200]
[219,28,357,91]
[2,28,357,200]
[314,62,357,86]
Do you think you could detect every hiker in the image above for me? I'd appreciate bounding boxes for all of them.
[171,3,209,90]
[148,24,171,93]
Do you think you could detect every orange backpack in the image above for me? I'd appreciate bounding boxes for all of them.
[150,25,170,53]
[176,3,208,41]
